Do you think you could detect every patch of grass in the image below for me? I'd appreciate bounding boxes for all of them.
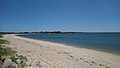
[0,34,5,38]
[0,37,15,57]
[0,35,15,58]
[0,35,3,38]
[0,39,9,44]
[10,55,18,63]
[0,47,16,56]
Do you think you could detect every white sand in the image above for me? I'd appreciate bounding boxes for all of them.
[3,34,120,68]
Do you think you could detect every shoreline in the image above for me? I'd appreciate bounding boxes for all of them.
[3,34,120,68]
[17,34,120,56]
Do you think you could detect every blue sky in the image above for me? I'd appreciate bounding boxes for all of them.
[0,0,120,32]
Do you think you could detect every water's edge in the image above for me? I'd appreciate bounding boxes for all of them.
[16,34,120,56]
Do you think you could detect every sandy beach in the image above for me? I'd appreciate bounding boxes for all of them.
[3,34,120,68]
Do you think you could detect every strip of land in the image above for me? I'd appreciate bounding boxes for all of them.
[3,34,120,68]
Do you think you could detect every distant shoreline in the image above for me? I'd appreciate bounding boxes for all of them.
[0,31,120,34]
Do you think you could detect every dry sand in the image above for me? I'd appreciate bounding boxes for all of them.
[3,34,120,68]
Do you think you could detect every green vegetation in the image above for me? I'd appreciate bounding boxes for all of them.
[0,34,9,45]
[0,34,27,68]
[10,55,18,64]
[0,34,13,57]
[0,47,16,56]
[0,35,3,38]
[0,39,9,44]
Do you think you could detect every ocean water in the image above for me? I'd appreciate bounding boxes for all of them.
[17,33,120,55]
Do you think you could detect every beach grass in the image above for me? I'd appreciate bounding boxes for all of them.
[0,35,27,68]
[0,47,16,56]
[0,35,3,38]
[0,35,14,56]
[0,39,9,44]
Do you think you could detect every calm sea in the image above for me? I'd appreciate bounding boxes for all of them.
[17,33,120,55]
